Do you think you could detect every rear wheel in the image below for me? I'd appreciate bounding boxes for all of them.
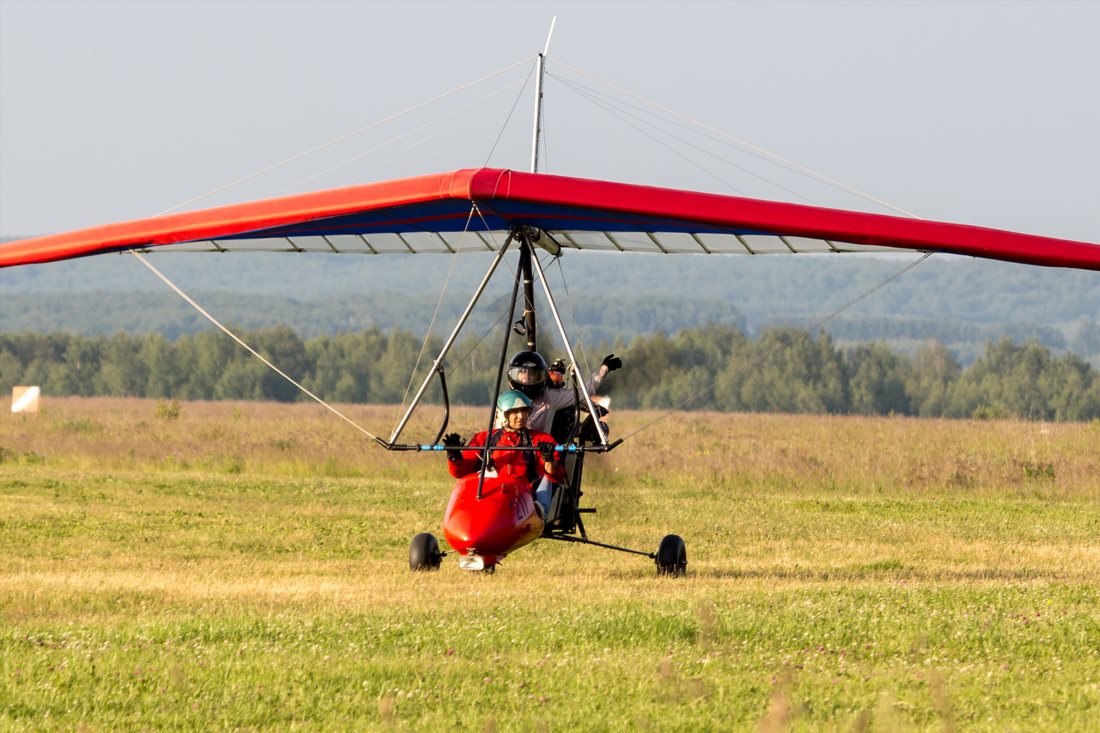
[409,532,442,571]
[656,534,687,576]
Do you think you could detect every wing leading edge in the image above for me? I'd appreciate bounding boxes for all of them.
[2,167,1098,271]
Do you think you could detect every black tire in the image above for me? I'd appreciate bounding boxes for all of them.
[656,534,687,576]
[409,532,442,571]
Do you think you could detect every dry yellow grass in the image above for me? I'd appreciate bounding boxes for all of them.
[2,397,1099,730]
[4,397,1098,492]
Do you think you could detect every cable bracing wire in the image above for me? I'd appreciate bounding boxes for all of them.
[550,75,750,197]
[544,61,935,442]
[155,55,535,217]
[554,256,593,379]
[450,254,551,374]
[540,102,550,173]
[283,77,529,195]
[552,60,919,219]
[620,251,934,441]
[551,72,808,186]
[452,299,516,372]
[127,250,380,442]
[394,205,477,424]
[483,60,537,166]
[459,208,565,376]
[550,73,826,205]
[442,207,515,376]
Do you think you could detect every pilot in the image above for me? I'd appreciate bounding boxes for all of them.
[442,390,564,516]
[505,350,622,440]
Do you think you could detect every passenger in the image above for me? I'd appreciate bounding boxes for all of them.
[547,358,568,389]
[545,358,577,441]
[504,350,622,439]
[442,390,564,516]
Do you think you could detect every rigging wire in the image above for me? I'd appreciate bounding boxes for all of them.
[447,257,561,372]
[394,205,476,425]
[551,75,749,197]
[446,255,553,382]
[455,208,562,374]
[483,61,537,166]
[124,52,936,450]
[154,55,535,217]
[553,256,593,380]
[431,252,557,377]
[559,81,935,439]
[540,103,550,173]
[441,209,516,380]
[127,250,380,442]
[552,60,919,218]
[543,62,937,443]
[281,77,529,195]
[619,252,935,442]
[550,73,818,205]
[551,72,823,202]
[449,252,570,382]
[538,70,551,173]
[452,296,517,369]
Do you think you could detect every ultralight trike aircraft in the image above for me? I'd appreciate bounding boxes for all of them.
[3,39,1100,575]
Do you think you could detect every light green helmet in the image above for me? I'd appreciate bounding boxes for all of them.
[496,389,532,413]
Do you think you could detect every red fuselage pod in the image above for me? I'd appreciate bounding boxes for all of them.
[443,473,544,567]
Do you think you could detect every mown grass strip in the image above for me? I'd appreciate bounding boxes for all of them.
[2,399,1098,730]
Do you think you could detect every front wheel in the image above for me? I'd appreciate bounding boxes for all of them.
[656,534,687,577]
[409,532,443,571]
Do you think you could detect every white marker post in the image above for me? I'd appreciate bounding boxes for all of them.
[11,386,41,414]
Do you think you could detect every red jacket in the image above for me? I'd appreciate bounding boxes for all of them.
[448,428,565,484]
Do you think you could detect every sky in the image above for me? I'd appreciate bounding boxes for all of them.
[1,0,1098,244]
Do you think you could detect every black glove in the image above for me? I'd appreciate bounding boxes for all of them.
[442,432,465,462]
[538,442,556,463]
[601,354,622,372]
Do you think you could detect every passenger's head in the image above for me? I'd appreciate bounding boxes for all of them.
[496,389,532,431]
[548,358,567,388]
[507,351,548,398]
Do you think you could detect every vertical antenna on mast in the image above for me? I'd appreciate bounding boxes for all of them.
[530,17,556,174]
[521,18,556,353]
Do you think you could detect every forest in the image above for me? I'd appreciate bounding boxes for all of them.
[4,253,1099,366]
[3,325,1098,421]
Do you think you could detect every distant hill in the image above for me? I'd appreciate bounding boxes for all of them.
[2,249,1097,363]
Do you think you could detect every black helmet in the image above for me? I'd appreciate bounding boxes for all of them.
[507,351,548,398]
[548,358,567,388]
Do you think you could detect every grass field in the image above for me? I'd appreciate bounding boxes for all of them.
[2,397,1099,731]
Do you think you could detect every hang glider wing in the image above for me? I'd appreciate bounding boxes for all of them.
[3,167,1098,270]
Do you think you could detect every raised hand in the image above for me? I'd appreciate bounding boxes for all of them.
[442,432,465,461]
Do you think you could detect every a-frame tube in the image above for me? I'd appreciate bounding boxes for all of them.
[387,231,515,444]
[529,241,609,447]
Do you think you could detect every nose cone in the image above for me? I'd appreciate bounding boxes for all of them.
[444,491,497,547]
[443,474,542,560]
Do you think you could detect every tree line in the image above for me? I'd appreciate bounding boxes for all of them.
[6,255,1099,367]
[2,325,1098,421]
[611,325,1100,421]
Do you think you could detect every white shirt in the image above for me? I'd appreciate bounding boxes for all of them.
[528,365,607,435]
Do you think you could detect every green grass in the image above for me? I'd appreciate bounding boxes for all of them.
[1,399,1099,730]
